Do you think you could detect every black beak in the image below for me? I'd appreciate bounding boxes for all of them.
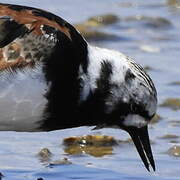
[126,126,155,171]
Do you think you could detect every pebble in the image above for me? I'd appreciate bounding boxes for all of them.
[167,145,180,157]
[37,148,52,162]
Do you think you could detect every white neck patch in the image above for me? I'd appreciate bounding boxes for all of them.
[123,114,148,128]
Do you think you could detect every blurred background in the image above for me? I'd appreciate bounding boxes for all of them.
[1,0,180,179]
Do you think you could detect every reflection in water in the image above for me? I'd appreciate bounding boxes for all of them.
[64,145,113,157]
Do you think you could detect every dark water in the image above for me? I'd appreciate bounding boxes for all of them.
[0,0,180,179]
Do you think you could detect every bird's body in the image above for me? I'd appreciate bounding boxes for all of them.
[0,3,157,171]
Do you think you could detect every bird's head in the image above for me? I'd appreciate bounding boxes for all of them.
[79,45,157,171]
[98,66,157,171]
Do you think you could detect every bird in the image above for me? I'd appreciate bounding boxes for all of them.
[0,3,157,171]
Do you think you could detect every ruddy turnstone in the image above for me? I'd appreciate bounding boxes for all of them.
[0,3,157,171]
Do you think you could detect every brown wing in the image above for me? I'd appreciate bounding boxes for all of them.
[0,3,81,72]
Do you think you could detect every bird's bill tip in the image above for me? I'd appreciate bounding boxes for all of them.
[126,126,155,172]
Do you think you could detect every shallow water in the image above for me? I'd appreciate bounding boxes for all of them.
[0,0,180,179]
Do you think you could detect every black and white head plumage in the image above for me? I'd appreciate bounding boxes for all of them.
[79,46,157,128]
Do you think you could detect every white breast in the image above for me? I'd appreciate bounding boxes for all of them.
[0,65,48,131]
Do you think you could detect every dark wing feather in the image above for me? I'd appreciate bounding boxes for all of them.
[0,3,87,71]
[0,16,28,48]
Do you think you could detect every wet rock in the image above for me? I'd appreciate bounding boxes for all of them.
[125,15,172,29]
[63,135,117,157]
[158,134,179,139]
[74,24,117,41]
[63,135,118,146]
[167,145,180,157]
[49,158,72,166]
[140,45,160,53]
[85,14,119,27]
[37,148,52,162]
[160,98,180,110]
[150,114,162,124]
[74,14,119,41]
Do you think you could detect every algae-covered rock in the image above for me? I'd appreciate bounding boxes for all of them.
[85,14,119,27]
[160,98,180,110]
[74,13,119,41]
[75,24,117,41]
[167,145,180,157]
[63,135,117,157]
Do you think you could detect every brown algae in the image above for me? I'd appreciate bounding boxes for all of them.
[63,135,118,157]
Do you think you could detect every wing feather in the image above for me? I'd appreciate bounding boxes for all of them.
[0,3,76,71]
